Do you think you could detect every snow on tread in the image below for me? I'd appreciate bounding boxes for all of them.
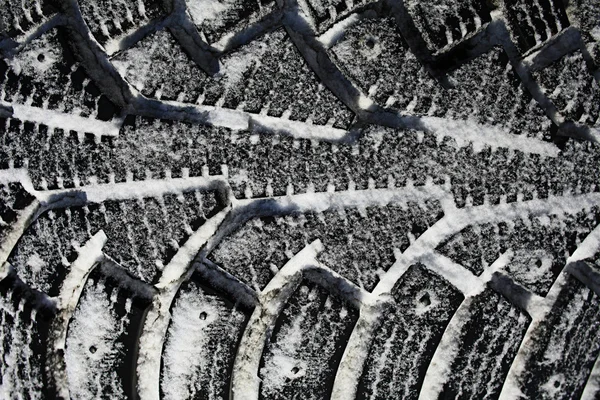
[437,289,530,399]
[301,0,379,35]
[259,281,358,399]
[533,50,600,126]
[332,21,552,139]
[1,0,600,398]
[3,116,600,196]
[8,188,221,290]
[210,200,444,291]
[0,27,121,124]
[512,275,600,399]
[403,0,491,51]
[437,206,600,292]
[357,264,463,399]
[503,0,570,51]
[112,27,353,127]
[0,287,45,398]
[569,0,600,65]
[0,0,57,39]
[0,181,36,241]
[184,0,277,45]
[160,278,247,400]
[66,273,130,400]
[79,0,165,46]
[111,29,208,103]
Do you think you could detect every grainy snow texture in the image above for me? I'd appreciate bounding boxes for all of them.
[211,200,444,291]
[65,279,127,400]
[2,0,600,398]
[358,264,463,399]
[160,280,246,400]
[259,282,358,399]
[0,287,47,399]
[515,276,600,399]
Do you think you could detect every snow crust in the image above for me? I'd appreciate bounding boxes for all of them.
[259,283,356,399]
[137,206,232,400]
[500,222,600,399]
[65,280,127,400]
[161,281,245,400]
[49,231,107,399]
[7,102,122,137]
[230,240,324,399]
[186,0,237,27]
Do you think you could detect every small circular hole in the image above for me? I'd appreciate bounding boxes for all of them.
[199,312,207,320]
[291,367,300,374]
[553,380,560,388]
[535,259,542,268]
[418,293,431,307]
[89,345,97,354]
[365,38,375,49]
[37,53,45,62]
